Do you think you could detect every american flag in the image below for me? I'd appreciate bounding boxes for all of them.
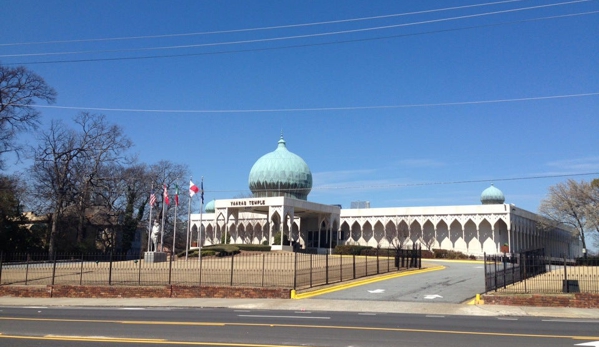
[149,192,156,206]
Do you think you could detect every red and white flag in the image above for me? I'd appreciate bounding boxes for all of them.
[163,184,170,206]
[149,192,156,206]
[189,180,199,197]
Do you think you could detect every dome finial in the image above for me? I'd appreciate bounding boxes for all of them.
[278,132,286,148]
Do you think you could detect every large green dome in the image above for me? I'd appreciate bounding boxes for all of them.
[248,135,312,200]
[481,184,505,204]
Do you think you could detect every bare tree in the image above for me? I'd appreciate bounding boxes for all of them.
[30,114,131,258]
[0,65,56,169]
[71,113,132,244]
[539,179,596,256]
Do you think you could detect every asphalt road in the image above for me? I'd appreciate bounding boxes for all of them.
[1,306,598,347]
[311,259,485,303]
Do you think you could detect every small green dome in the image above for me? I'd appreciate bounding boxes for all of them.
[248,135,312,200]
[481,184,505,204]
[205,200,215,213]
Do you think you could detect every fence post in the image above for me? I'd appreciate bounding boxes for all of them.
[80,253,84,285]
[494,255,498,292]
[51,252,58,286]
[261,254,265,287]
[25,254,29,285]
[340,254,343,282]
[230,252,235,286]
[376,250,379,275]
[168,251,173,285]
[365,255,368,275]
[138,251,142,285]
[563,255,568,293]
[0,251,3,285]
[418,245,422,269]
[310,254,313,288]
[108,251,113,285]
[293,252,297,290]
[325,253,329,285]
[352,254,356,279]
[483,253,487,292]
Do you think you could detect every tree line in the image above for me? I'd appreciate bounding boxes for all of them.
[1,64,191,257]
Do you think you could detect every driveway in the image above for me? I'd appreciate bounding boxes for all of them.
[309,259,485,304]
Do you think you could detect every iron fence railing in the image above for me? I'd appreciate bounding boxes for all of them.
[0,248,421,290]
[484,249,599,294]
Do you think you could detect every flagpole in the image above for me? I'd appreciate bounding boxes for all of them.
[172,186,178,258]
[185,177,193,260]
[198,177,204,263]
[147,184,153,253]
[161,185,166,253]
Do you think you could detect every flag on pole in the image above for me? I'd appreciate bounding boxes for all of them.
[200,180,204,204]
[189,180,199,197]
[174,184,179,206]
[150,192,156,206]
[163,184,170,206]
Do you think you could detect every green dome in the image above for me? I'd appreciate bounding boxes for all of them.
[205,200,215,213]
[248,135,312,200]
[481,184,505,204]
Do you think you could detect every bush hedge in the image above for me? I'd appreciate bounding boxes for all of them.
[333,245,373,255]
[432,249,469,259]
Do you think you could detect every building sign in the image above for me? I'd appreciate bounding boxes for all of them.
[230,199,266,207]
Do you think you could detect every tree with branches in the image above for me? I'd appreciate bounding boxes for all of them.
[30,113,131,257]
[0,64,56,170]
[539,179,598,257]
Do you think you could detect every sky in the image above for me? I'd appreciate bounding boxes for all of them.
[1,0,598,218]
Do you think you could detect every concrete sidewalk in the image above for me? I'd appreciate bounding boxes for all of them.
[1,296,599,319]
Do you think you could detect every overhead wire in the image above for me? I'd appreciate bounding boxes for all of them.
[6,10,598,66]
[0,0,593,59]
[18,92,599,114]
[208,172,599,193]
[0,0,528,47]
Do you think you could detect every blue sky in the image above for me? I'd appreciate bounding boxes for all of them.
[1,0,598,215]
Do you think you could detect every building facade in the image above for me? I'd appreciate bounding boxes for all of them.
[189,136,581,258]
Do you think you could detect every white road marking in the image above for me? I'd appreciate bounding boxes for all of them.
[497,317,518,320]
[367,289,385,294]
[426,315,445,318]
[238,315,330,319]
[424,294,443,299]
[543,319,599,324]
[575,341,599,346]
[120,308,146,310]
[358,313,376,315]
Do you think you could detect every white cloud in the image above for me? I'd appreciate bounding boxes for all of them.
[545,156,599,172]
[396,159,446,168]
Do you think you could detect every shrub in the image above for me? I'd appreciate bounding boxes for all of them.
[236,244,271,252]
[421,250,435,259]
[273,231,290,246]
[333,245,373,255]
[432,249,469,259]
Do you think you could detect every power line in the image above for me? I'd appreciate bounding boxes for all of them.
[20,92,599,114]
[1,0,592,59]
[8,10,598,66]
[0,0,527,47]
[209,172,599,193]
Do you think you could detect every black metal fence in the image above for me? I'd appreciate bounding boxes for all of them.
[484,249,599,294]
[0,248,422,290]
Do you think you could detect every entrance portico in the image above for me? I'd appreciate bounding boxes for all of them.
[214,196,340,253]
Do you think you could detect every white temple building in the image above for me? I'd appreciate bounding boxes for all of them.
[189,136,582,258]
